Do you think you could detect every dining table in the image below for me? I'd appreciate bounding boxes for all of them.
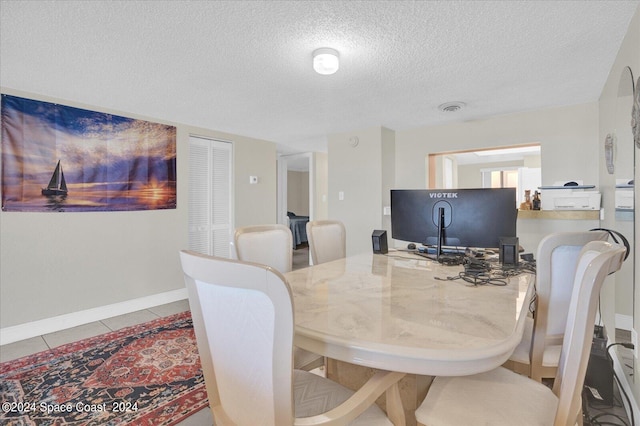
[284,250,535,425]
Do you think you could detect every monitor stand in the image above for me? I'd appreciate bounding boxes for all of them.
[436,206,445,262]
[419,207,465,262]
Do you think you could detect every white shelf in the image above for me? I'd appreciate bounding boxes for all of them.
[538,185,596,190]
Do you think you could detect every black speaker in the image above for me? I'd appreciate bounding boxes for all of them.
[585,331,614,404]
[372,230,388,254]
[499,237,519,266]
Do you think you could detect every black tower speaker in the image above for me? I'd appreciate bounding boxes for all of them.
[499,237,519,266]
[585,327,614,404]
[372,230,388,254]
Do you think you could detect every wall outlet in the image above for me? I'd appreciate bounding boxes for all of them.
[632,328,638,359]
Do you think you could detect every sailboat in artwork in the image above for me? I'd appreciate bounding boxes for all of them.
[42,160,68,196]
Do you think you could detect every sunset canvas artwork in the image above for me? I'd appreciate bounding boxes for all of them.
[1,95,176,212]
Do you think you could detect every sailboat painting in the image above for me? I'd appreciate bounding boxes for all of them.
[1,94,177,212]
[41,160,68,196]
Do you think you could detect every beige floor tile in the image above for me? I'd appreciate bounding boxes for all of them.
[42,321,111,348]
[101,309,160,331]
[0,336,49,363]
[148,299,190,317]
[293,246,310,270]
[174,407,212,426]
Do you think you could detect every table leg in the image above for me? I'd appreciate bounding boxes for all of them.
[386,382,405,426]
[326,358,433,426]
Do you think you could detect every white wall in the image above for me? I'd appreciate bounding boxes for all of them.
[233,135,278,227]
[328,126,391,256]
[396,103,599,190]
[393,104,601,253]
[312,152,329,221]
[597,5,640,410]
[287,171,310,216]
[381,127,395,235]
[457,160,523,189]
[326,105,602,255]
[0,89,277,330]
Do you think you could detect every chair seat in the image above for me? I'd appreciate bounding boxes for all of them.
[415,367,558,426]
[294,370,392,426]
[294,347,325,371]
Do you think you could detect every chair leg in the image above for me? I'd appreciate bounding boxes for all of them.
[385,382,406,426]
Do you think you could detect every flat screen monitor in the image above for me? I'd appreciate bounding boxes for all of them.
[390,188,517,250]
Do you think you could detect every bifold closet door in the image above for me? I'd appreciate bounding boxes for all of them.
[188,136,233,257]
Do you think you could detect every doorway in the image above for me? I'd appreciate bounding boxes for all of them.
[277,153,313,268]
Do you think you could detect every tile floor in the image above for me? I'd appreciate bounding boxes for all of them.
[292,243,310,270]
[0,299,213,426]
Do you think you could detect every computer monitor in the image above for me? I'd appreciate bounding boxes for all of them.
[390,188,517,251]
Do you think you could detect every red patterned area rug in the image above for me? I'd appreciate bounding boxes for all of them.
[0,311,207,425]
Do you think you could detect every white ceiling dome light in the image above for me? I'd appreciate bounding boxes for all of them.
[313,48,340,75]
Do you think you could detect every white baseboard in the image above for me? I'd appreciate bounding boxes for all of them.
[0,288,188,346]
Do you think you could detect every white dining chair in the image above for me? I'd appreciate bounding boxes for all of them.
[234,224,294,273]
[415,240,626,426]
[306,220,346,265]
[180,251,406,426]
[234,224,324,372]
[506,230,608,381]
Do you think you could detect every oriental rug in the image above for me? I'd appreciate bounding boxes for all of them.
[0,311,207,425]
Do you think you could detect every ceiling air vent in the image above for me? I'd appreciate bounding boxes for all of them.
[438,101,466,113]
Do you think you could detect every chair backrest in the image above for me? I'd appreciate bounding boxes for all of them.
[234,224,293,273]
[552,241,625,426]
[306,220,346,265]
[530,231,608,376]
[180,251,295,426]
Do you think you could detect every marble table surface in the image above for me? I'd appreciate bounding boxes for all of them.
[285,251,535,376]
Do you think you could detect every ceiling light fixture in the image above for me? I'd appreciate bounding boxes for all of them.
[438,101,466,113]
[313,48,340,75]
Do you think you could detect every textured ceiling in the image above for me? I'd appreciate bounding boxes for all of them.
[1,1,639,155]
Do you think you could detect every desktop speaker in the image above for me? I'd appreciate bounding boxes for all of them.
[372,230,388,254]
[499,237,519,266]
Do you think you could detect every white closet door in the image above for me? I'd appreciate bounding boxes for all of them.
[188,136,232,257]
